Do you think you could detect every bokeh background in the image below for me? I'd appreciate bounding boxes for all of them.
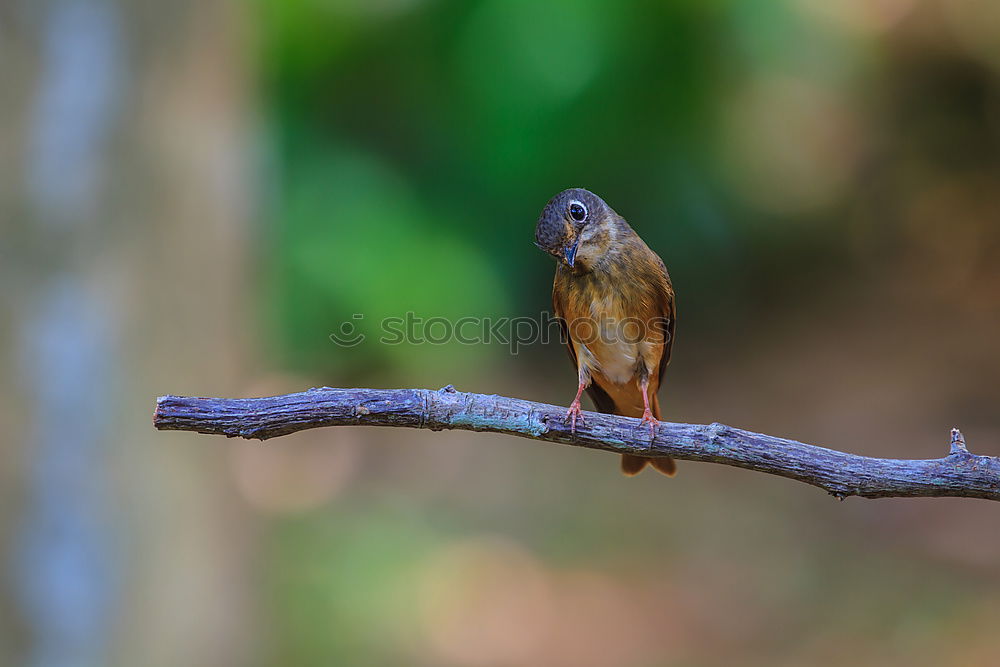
[3,0,1000,665]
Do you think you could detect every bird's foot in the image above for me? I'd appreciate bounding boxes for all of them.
[565,400,585,433]
[640,408,659,440]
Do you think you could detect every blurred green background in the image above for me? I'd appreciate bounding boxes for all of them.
[3,0,1000,665]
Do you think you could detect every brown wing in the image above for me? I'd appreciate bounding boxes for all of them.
[656,266,676,386]
[551,277,576,369]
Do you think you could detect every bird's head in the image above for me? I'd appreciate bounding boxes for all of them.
[534,188,617,273]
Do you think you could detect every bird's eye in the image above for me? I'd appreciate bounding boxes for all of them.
[569,202,587,222]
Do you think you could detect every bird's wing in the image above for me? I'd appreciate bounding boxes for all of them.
[656,269,676,385]
[551,278,577,369]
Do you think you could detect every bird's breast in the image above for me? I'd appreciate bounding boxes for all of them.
[565,274,646,386]
[589,340,639,386]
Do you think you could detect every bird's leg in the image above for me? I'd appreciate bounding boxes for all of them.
[639,376,659,440]
[565,367,588,433]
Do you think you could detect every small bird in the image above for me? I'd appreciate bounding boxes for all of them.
[535,188,677,476]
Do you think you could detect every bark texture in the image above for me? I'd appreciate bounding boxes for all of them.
[154,386,1000,501]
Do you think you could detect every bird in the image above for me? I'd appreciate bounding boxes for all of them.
[535,188,677,476]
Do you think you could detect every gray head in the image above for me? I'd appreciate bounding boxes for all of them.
[535,188,615,270]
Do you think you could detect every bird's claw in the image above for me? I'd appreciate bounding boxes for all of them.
[640,408,659,440]
[565,400,585,433]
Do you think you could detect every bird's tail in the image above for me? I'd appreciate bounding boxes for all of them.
[619,393,676,477]
[621,453,676,476]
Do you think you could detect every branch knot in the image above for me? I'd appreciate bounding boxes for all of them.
[949,428,969,456]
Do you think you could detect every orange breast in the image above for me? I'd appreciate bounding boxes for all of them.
[558,269,667,418]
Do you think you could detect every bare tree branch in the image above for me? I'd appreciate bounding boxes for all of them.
[153,385,1000,501]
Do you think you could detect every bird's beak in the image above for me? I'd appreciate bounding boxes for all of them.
[562,239,580,268]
